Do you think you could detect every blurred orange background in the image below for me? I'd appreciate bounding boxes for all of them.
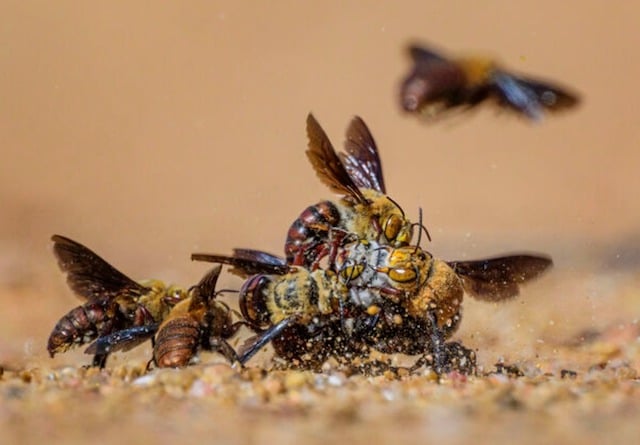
[1,1,638,365]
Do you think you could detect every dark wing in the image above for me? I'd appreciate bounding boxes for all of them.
[408,45,449,64]
[191,252,290,277]
[448,254,552,301]
[491,71,580,120]
[84,324,159,355]
[190,265,222,305]
[340,116,386,193]
[306,113,368,204]
[51,234,149,301]
[232,248,287,267]
[401,45,468,114]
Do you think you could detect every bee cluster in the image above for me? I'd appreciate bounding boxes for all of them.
[47,43,579,375]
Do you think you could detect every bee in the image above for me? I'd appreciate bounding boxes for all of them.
[48,235,189,368]
[337,241,553,373]
[85,265,245,368]
[285,114,420,269]
[400,43,579,121]
[192,249,375,368]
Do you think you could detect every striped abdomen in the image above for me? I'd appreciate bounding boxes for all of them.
[154,316,200,368]
[47,301,115,357]
[285,200,342,267]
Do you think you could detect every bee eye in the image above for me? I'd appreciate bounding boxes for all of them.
[383,215,402,242]
[340,264,364,281]
[387,267,417,283]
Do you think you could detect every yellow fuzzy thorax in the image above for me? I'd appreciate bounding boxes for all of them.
[136,280,189,321]
[455,56,498,87]
[343,189,412,246]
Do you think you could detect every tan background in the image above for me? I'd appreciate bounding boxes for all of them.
[0,2,639,443]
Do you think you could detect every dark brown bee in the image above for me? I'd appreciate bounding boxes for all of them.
[400,44,579,121]
[86,266,245,368]
[285,114,417,269]
[48,235,189,367]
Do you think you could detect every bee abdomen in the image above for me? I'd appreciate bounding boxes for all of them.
[285,201,341,265]
[154,317,200,368]
[47,302,113,357]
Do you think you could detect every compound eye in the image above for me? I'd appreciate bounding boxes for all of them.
[387,267,417,283]
[383,214,403,242]
[340,264,364,282]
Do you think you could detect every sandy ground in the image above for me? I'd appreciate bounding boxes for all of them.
[1,1,639,444]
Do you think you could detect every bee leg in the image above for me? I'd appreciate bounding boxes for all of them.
[409,310,447,375]
[91,353,109,369]
[208,336,241,365]
[237,317,297,365]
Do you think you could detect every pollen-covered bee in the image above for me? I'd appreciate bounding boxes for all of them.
[334,240,553,373]
[285,114,418,269]
[85,265,245,368]
[48,234,189,367]
[400,43,579,121]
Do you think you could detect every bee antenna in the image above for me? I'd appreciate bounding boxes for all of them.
[412,208,432,250]
[386,195,406,218]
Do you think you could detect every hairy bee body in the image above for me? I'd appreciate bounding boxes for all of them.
[284,114,413,269]
[153,292,240,368]
[85,266,242,368]
[48,235,188,367]
[239,267,347,329]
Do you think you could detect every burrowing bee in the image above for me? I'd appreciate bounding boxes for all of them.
[400,43,579,121]
[285,114,420,269]
[195,242,552,374]
[86,265,245,368]
[48,234,189,367]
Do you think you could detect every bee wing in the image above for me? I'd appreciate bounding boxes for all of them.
[340,116,386,194]
[191,252,290,277]
[407,44,449,64]
[491,71,579,120]
[237,317,296,365]
[232,248,288,267]
[84,324,159,355]
[448,254,552,301]
[52,234,149,301]
[190,265,222,306]
[306,113,368,204]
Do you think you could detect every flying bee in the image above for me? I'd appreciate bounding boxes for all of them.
[285,114,423,269]
[400,43,579,121]
[85,265,245,368]
[48,234,190,368]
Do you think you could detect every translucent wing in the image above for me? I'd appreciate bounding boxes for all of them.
[340,116,386,193]
[306,113,368,204]
[448,254,552,301]
[191,251,290,277]
[52,234,149,302]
